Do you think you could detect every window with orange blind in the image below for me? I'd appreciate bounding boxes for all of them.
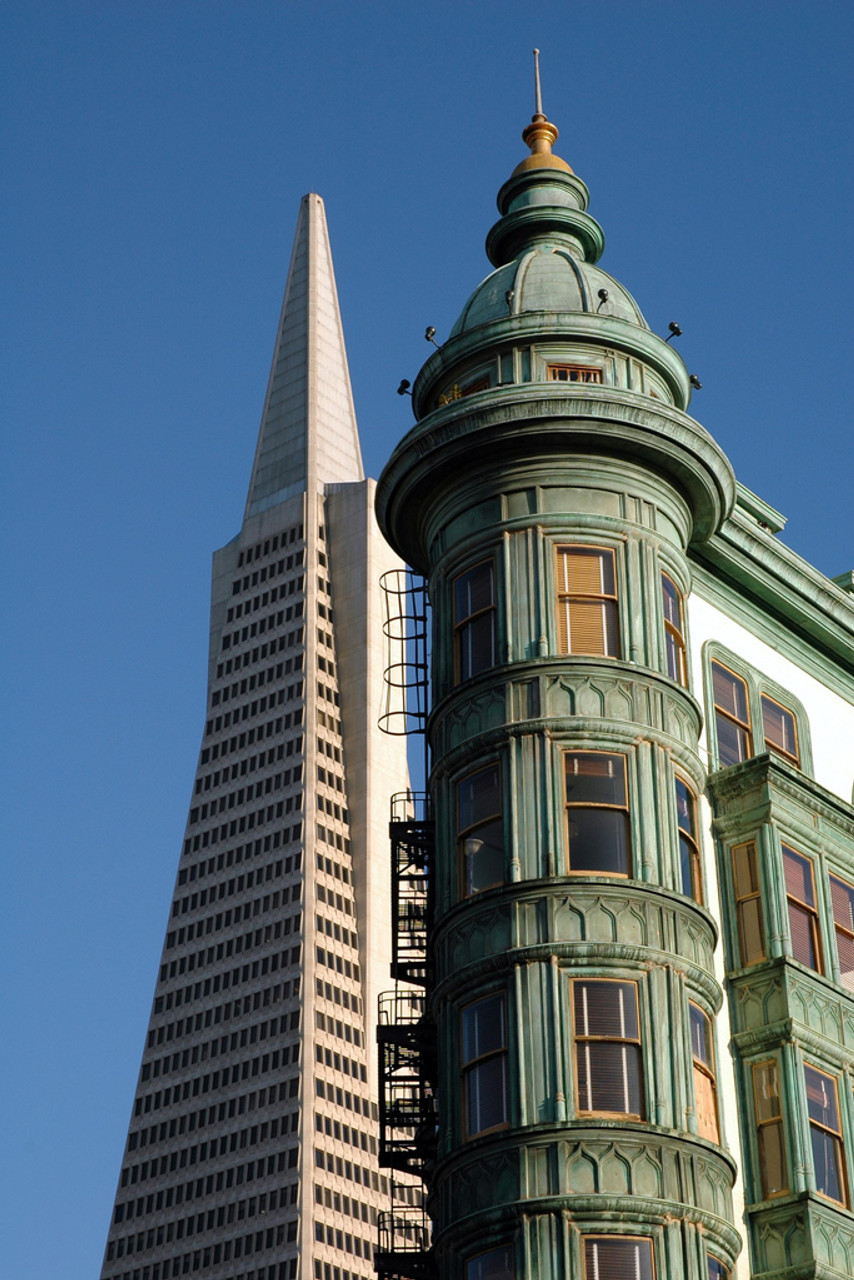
[555,546,619,657]
[752,1059,788,1198]
[582,1237,653,1280]
[783,845,822,971]
[689,1003,719,1142]
[564,752,630,875]
[761,694,800,765]
[830,874,854,992]
[732,841,765,966]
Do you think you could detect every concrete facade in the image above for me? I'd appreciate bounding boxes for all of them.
[99,194,411,1280]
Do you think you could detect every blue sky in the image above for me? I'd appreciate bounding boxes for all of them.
[3,4,853,1276]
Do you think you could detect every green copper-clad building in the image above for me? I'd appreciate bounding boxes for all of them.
[374,86,854,1280]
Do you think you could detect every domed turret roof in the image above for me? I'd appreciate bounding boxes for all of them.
[449,251,648,337]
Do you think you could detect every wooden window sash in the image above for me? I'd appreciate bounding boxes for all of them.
[573,979,643,1119]
[732,841,766,965]
[661,572,688,686]
[582,1236,654,1280]
[461,994,508,1138]
[565,751,630,877]
[782,845,822,973]
[711,660,752,764]
[547,363,603,384]
[676,778,702,903]
[804,1063,848,1206]
[457,764,504,898]
[761,693,800,765]
[453,560,496,683]
[689,1003,719,1143]
[556,546,619,657]
[830,874,854,993]
[752,1059,789,1199]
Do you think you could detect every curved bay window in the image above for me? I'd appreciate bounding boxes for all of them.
[689,1003,719,1142]
[805,1063,848,1205]
[556,545,620,657]
[783,845,822,972]
[583,1237,653,1280]
[454,560,496,682]
[707,1259,730,1280]
[457,764,504,897]
[565,752,630,876]
[676,778,702,901]
[661,572,688,685]
[461,993,508,1138]
[573,979,643,1118]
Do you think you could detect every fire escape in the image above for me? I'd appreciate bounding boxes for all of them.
[376,573,436,1280]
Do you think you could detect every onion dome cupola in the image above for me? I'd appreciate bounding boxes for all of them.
[382,64,735,570]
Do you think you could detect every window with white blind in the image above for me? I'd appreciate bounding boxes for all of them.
[573,979,643,1118]
[556,546,619,657]
[461,993,508,1138]
[583,1236,653,1280]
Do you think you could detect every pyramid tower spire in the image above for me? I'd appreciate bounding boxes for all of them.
[245,193,364,520]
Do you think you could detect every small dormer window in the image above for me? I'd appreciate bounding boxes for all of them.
[547,363,602,384]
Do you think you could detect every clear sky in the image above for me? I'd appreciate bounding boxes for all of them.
[3,3,853,1276]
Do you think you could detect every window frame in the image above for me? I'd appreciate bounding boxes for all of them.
[829,872,854,993]
[752,1057,789,1200]
[465,1245,514,1280]
[547,363,604,384]
[581,1235,655,1280]
[707,1258,730,1280]
[555,544,620,659]
[804,1062,848,1206]
[564,750,631,878]
[453,557,498,685]
[731,841,766,967]
[675,776,702,902]
[704,646,811,775]
[456,762,504,898]
[782,844,823,974]
[661,571,688,687]
[689,1002,719,1143]
[710,659,752,768]
[572,977,644,1120]
[460,991,509,1140]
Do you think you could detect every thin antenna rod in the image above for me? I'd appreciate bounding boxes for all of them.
[533,47,543,117]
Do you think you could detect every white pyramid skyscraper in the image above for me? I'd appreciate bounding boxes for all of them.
[100,194,410,1280]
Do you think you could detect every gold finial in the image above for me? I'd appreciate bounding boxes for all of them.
[514,48,572,175]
